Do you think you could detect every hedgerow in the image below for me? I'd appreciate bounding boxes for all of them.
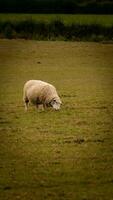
[0,19,113,41]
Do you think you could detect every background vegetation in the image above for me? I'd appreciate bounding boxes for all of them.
[0,15,113,41]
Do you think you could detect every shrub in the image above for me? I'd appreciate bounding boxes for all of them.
[0,19,113,41]
[3,23,13,39]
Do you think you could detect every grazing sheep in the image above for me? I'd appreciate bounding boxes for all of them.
[23,80,62,111]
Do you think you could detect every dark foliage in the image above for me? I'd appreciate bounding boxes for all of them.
[0,19,113,41]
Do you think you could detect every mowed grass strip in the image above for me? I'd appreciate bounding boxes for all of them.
[0,14,113,26]
[0,40,113,200]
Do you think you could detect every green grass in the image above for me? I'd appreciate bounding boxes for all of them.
[0,14,113,26]
[0,39,113,200]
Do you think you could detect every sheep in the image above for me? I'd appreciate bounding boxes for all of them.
[23,80,62,111]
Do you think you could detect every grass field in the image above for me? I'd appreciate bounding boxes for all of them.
[0,39,113,200]
[0,14,113,26]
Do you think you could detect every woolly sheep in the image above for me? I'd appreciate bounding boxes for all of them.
[23,80,62,111]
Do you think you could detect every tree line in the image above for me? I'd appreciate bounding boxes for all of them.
[0,0,113,14]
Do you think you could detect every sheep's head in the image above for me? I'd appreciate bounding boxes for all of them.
[50,98,62,110]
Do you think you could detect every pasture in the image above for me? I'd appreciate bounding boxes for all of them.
[0,39,113,200]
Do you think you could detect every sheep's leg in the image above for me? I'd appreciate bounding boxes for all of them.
[24,98,29,111]
[36,104,39,109]
[36,104,44,111]
[25,102,29,111]
[43,104,47,110]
